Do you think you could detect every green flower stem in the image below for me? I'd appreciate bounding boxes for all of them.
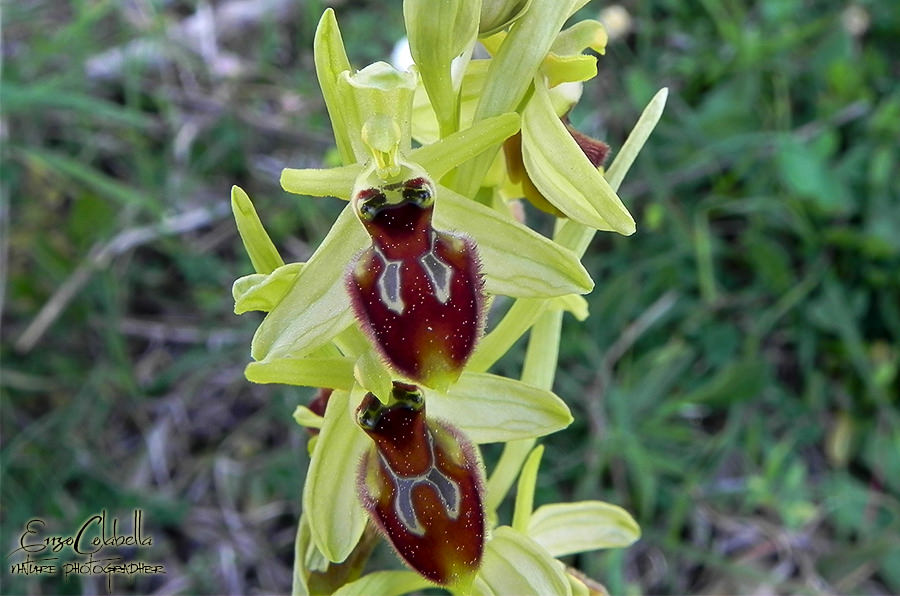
[468,298,548,372]
[486,307,564,514]
[511,444,544,532]
[485,438,535,514]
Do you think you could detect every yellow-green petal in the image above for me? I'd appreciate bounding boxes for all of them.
[245,356,355,389]
[233,262,304,314]
[281,163,361,199]
[479,0,532,36]
[411,59,490,144]
[409,112,520,181]
[353,350,393,404]
[456,1,577,196]
[555,87,668,256]
[527,501,641,557]
[468,298,548,372]
[550,20,607,56]
[337,63,417,164]
[303,389,369,562]
[552,293,589,321]
[293,405,324,430]
[542,54,599,87]
[231,185,284,274]
[522,80,635,235]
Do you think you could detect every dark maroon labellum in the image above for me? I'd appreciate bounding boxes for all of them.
[356,382,485,586]
[347,176,485,389]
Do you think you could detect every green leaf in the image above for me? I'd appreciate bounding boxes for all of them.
[512,445,544,532]
[429,372,572,443]
[251,204,366,361]
[435,186,593,297]
[522,80,635,235]
[281,163,360,199]
[233,263,304,314]
[680,359,767,406]
[245,356,355,389]
[473,526,572,596]
[527,501,640,556]
[410,112,520,181]
[20,147,156,210]
[332,570,434,596]
[314,9,355,164]
[303,389,369,562]
[404,0,481,136]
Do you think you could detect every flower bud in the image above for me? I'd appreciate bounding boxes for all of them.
[479,0,531,36]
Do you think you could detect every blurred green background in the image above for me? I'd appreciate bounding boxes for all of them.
[2,0,899,594]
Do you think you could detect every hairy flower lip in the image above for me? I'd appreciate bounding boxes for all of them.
[356,384,486,586]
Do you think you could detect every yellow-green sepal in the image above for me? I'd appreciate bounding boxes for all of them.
[303,389,369,562]
[521,79,635,235]
[314,9,355,164]
[231,185,284,274]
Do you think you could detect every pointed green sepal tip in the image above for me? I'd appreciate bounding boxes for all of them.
[231,185,284,274]
[314,7,355,165]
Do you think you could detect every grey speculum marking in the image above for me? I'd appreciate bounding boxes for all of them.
[382,433,461,536]
[420,234,453,304]
[375,249,405,314]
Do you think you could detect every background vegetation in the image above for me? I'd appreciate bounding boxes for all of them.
[2,0,898,594]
